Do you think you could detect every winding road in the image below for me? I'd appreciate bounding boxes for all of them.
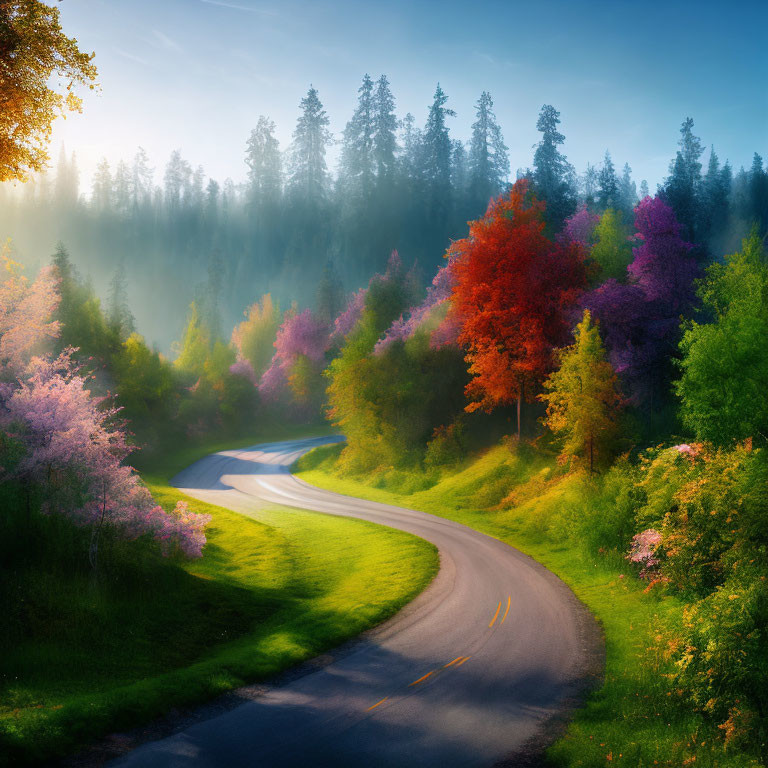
[112,437,601,768]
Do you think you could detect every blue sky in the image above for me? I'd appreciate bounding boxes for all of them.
[50,0,767,194]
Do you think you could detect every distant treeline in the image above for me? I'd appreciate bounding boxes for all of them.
[0,76,766,349]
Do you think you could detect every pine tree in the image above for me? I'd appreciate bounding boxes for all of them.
[131,147,153,209]
[467,91,509,211]
[531,104,576,231]
[107,261,135,339]
[618,162,637,214]
[540,310,622,472]
[372,75,398,184]
[422,84,455,213]
[316,259,345,326]
[245,116,282,208]
[339,74,375,201]
[748,153,768,236]
[113,159,131,215]
[451,139,468,202]
[54,144,78,207]
[582,163,598,208]
[288,86,332,200]
[597,151,618,210]
[700,147,730,243]
[91,158,113,211]
[163,150,192,211]
[662,117,704,241]
[639,179,649,199]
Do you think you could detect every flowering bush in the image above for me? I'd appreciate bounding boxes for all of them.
[626,528,662,579]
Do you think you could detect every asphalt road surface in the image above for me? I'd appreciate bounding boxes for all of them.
[111,437,601,768]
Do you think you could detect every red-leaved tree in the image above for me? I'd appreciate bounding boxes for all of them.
[448,179,589,437]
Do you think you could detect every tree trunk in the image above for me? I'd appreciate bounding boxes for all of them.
[516,387,522,441]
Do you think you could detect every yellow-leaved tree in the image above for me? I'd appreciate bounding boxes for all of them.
[540,309,623,472]
[0,0,97,181]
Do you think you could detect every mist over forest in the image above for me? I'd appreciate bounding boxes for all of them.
[2,77,764,352]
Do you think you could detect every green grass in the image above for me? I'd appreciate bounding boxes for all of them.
[295,442,760,768]
[0,429,437,766]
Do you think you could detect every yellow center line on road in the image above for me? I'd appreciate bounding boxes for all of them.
[489,600,502,627]
[453,656,471,667]
[409,670,436,687]
[367,697,388,711]
[443,656,465,668]
[501,595,511,624]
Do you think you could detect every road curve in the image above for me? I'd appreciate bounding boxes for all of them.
[112,437,602,768]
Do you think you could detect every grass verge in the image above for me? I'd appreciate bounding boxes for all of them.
[295,442,759,768]
[0,429,437,765]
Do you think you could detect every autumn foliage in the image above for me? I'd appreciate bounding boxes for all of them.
[447,179,589,430]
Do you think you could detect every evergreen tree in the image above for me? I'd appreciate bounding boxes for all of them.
[245,116,282,208]
[287,85,332,200]
[54,144,78,207]
[662,117,704,242]
[372,75,398,184]
[540,310,623,472]
[107,261,135,339]
[163,150,192,212]
[113,159,131,214]
[597,151,618,210]
[467,91,509,211]
[316,259,345,326]
[131,147,153,209]
[582,163,598,208]
[339,74,375,201]
[617,162,637,214]
[639,179,649,199]
[422,84,455,214]
[531,104,576,231]
[748,153,768,236]
[91,158,113,211]
[700,147,730,243]
[451,139,468,204]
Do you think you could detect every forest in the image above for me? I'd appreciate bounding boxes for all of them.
[3,1,768,766]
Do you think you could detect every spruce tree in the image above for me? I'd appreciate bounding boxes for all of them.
[531,104,576,231]
[339,74,375,202]
[372,75,398,184]
[597,151,618,210]
[467,91,509,211]
[662,117,704,242]
[287,85,332,200]
[245,115,282,208]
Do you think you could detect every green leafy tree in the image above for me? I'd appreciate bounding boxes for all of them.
[676,230,768,444]
[231,293,281,379]
[174,302,211,380]
[590,208,632,281]
[540,310,623,472]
